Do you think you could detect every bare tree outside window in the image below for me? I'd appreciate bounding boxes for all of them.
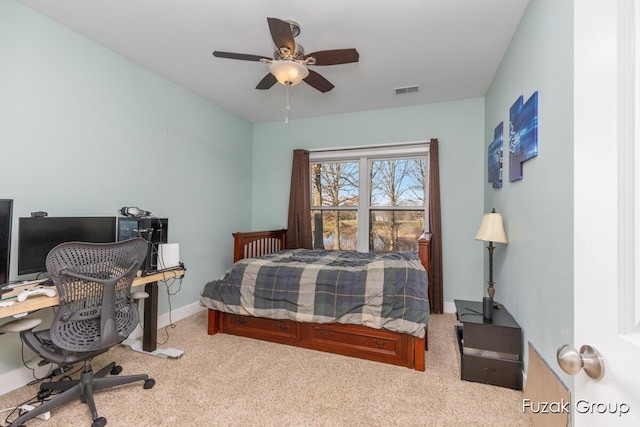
[369,158,425,252]
[370,159,424,206]
[311,162,358,250]
[310,152,427,253]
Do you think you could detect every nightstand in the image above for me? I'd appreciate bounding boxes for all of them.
[454,299,523,390]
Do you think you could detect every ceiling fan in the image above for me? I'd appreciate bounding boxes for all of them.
[212,17,359,93]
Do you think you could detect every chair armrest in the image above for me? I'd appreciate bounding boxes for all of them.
[131,291,149,301]
[0,317,42,334]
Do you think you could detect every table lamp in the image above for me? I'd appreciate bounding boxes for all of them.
[475,208,508,301]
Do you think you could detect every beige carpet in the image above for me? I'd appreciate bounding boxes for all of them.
[0,311,533,427]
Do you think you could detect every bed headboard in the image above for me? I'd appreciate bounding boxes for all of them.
[232,229,287,262]
[418,232,432,276]
[232,229,431,275]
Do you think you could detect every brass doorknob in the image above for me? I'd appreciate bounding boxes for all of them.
[557,344,604,380]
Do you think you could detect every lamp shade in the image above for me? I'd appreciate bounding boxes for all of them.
[269,60,309,86]
[475,211,508,244]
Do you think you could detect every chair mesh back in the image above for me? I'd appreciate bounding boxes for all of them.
[46,238,148,353]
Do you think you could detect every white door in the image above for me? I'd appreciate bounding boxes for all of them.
[573,0,640,425]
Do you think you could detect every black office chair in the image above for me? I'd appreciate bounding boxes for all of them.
[0,238,155,427]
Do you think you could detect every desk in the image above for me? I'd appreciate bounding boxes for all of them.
[0,269,185,354]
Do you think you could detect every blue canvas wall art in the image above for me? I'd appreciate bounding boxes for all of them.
[488,122,504,188]
[509,91,539,182]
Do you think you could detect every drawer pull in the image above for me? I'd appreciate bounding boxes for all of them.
[318,330,334,336]
[236,317,247,325]
[277,324,289,331]
[372,338,388,348]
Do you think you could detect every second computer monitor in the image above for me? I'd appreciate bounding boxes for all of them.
[117,217,168,244]
[117,217,168,274]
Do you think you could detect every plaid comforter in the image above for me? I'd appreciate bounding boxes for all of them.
[200,249,429,338]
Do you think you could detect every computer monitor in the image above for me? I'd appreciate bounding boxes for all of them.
[117,217,168,244]
[0,200,13,284]
[18,216,117,275]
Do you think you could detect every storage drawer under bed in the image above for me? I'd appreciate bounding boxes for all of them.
[220,312,415,368]
[222,313,300,344]
[301,322,412,367]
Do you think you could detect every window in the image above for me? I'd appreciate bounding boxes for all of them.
[310,143,429,253]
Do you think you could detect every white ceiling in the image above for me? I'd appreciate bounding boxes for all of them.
[19,0,529,123]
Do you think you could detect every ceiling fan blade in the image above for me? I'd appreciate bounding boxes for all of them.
[213,51,271,62]
[256,73,278,90]
[267,18,295,53]
[303,70,335,93]
[305,48,360,66]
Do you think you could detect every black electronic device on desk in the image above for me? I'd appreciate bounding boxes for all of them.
[0,200,13,287]
[17,216,117,275]
[117,217,169,274]
[454,299,523,390]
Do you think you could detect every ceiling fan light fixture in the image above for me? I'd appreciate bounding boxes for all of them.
[269,60,309,86]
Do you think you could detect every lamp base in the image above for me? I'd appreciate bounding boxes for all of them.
[487,281,496,299]
[486,282,501,309]
[482,297,493,321]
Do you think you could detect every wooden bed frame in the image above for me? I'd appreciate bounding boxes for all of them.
[207,229,431,371]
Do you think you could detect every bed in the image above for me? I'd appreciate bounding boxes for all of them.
[200,229,431,371]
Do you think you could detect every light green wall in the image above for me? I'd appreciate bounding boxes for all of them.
[484,0,574,385]
[252,98,486,305]
[1,0,575,395]
[0,1,254,372]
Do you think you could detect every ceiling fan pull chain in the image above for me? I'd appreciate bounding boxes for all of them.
[285,82,291,123]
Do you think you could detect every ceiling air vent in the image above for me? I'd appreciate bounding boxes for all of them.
[394,85,420,95]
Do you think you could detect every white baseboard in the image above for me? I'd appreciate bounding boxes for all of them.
[0,358,56,397]
[127,301,206,340]
[0,302,206,396]
[443,301,456,313]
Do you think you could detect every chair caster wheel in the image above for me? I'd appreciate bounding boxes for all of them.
[110,365,122,375]
[91,416,107,427]
[143,378,155,389]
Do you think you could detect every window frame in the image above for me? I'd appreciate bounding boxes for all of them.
[310,142,430,252]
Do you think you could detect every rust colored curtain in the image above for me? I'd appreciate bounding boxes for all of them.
[286,149,312,249]
[428,138,444,314]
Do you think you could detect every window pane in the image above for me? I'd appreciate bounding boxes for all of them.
[311,162,359,207]
[370,158,425,207]
[311,210,357,250]
[370,210,425,252]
